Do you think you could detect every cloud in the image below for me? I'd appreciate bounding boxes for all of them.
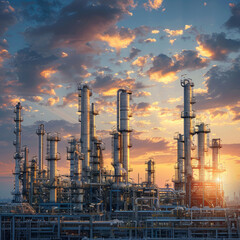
[164,28,183,37]
[24,0,136,53]
[124,47,141,61]
[132,55,149,68]
[147,50,209,83]
[152,29,159,34]
[195,56,240,121]
[144,38,156,43]
[134,91,151,98]
[0,1,16,36]
[196,32,240,60]
[97,27,136,52]
[144,0,164,11]
[225,3,240,31]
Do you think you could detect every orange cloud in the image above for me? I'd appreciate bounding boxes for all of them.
[152,30,159,34]
[144,38,156,43]
[40,68,57,79]
[149,71,178,84]
[144,0,164,10]
[97,28,136,52]
[132,56,148,67]
[169,39,176,45]
[47,96,59,106]
[164,29,183,36]
[185,25,192,30]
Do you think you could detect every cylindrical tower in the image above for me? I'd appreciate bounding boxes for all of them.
[13,102,23,203]
[30,156,37,205]
[46,133,61,203]
[112,132,122,183]
[181,79,196,206]
[196,123,210,182]
[79,84,92,181]
[146,159,155,185]
[67,137,78,181]
[22,146,29,201]
[210,138,222,180]
[117,89,132,182]
[174,134,184,191]
[36,124,45,174]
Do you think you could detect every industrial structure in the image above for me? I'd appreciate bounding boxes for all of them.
[0,79,236,240]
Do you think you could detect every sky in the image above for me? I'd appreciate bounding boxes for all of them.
[0,0,240,199]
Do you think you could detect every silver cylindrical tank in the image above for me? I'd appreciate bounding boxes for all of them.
[177,134,184,184]
[36,124,45,173]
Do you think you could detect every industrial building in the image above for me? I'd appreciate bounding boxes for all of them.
[1,78,238,240]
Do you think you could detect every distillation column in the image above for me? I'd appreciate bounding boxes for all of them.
[46,133,61,203]
[13,102,23,203]
[181,79,196,206]
[30,156,37,205]
[174,134,184,191]
[67,137,78,181]
[210,138,222,181]
[36,124,45,175]
[117,89,132,182]
[79,84,92,181]
[146,159,155,185]
[22,146,29,201]
[112,131,122,183]
[196,123,210,182]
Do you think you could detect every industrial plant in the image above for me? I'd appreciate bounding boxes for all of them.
[1,78,239,239]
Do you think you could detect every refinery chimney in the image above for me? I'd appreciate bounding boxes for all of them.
[36,124,45,174]
[181,79,195,206]
[13,102,23,203]
[117,89,132,182]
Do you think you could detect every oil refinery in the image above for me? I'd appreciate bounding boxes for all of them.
[1,78,239,240]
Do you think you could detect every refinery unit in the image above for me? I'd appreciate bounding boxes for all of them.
[1,78,239,240]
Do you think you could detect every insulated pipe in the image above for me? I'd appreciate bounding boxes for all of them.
[181,79,195,206]
[13,102,23,203]
[36,124,45,173]
[118,90,132,182]
[80,84,91,181]
[46,133,61,203]
[196,123,210,182]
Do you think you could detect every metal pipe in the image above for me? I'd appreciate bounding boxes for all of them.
[36,124,45,174]
[13,102,23,203]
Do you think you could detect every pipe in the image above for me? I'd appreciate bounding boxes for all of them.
[13,102,23,203]
[36,124,45,174]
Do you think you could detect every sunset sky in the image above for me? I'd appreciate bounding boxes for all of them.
[0,0,240,199]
